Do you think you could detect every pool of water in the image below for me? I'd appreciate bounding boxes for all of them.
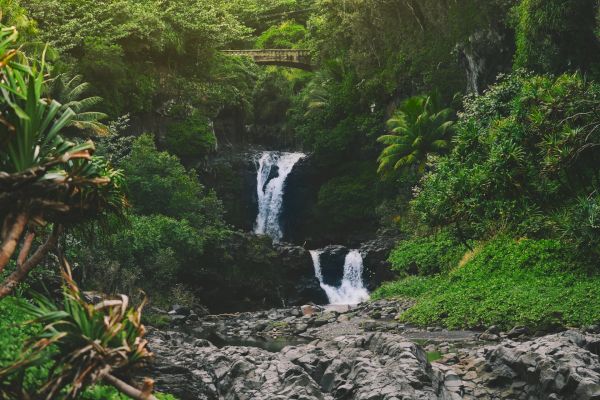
[195,331,312,352]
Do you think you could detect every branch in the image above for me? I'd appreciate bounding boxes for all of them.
[404,0,426,33]
[103,374,158,400]
[0,225,60,299]
[16,231,35,267]
[0,213,28,273]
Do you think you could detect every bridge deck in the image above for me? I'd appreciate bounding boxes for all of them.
[222,49,313,70]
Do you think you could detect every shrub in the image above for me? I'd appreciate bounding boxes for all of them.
[372,276,442,300]
[122,134,227,235]
[388,230,467,275]
[377,237,600,330]
[164,113,216,159]
[255,21,307,49]
[514,0,600,75]
[412,73,600,241]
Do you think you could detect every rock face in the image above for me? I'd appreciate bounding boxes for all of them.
[359,236,399,291]
[147,299,600,400]
[274,243,328,306]
[455,28,514,94]
[318,245,348,287]
[199,151,259,231]
[451,331,600,400]
[280,155,320,244]
[148,331,440,400]
[197,233,327,312]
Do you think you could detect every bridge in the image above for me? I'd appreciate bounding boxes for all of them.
[222,49,313,71]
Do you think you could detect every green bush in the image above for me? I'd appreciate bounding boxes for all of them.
[255,21,307,49]
[375,237,600,330]
[412,73,600,241]
[316,164,378,233]
[122,134,227,235]
[82,385,177,399]
[165,113,217,159]
[388,230,467,275]
[372,276,442,300]
[1,297,178,399]
[514,0,600,75]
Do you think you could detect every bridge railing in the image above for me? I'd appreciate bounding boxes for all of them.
[222,49,311,57]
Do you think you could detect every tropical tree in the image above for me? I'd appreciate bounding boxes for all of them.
[300,58,346,116]
[0,25,125,297]
[0,25,160,400]
[0,262,157,400]
[377,94,455,175]
[48,73,110,137]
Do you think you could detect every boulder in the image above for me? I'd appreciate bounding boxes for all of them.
[274,243,328,305]
[318,245,348,287]
[359,236,400,291]
[462,331,600,400]
[302,305,317,316]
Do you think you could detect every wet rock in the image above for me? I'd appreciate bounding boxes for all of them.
[302,304,317,316]
[507,326,531,339]
[274,243,329,306]
[318,245,348,287]
[169,305,191,316]
[359,236,400,290]
[460,331,600,400]
[478,332,500,342]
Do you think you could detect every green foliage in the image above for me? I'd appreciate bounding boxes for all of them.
[48,74,110,137]
[164,113,216,160]
[255,21,308,49]
[0,269,153,399]
[73,135,229,307]
[374,237,600,329]
[1,296,171,399]
[20,0,253,116]
[109,214,204,292]
[308,0,512,99]
[412,73,600,241]
[0,25,125,219]
[122,135,226,235]
[514,0,600,75]
[389,230,466,276]
[371,275,442,300]
[377,94,454,175]
[316,164,378,232]
[0,297,42,376]
[252,69,294,126]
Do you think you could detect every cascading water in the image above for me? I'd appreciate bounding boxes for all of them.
[310,249,370,305]
[254,151,305,242]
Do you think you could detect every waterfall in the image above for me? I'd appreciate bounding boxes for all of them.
[254,151,305,242]
[464,52,484,94]
[310,249,370,305]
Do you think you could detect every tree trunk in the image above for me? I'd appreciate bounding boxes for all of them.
[0,225,60,299]
[103,374,159,400]
[0,212,28,273]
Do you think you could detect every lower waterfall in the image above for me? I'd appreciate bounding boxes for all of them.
[254,151,305,242]
[310,249,370,305]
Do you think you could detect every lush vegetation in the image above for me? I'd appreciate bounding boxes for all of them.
[373,237,600,330]
[1,0,600,396]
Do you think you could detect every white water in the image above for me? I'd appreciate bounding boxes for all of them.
[254,151,305,242]
[310,249,370,305]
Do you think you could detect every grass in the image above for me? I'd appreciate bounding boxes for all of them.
[373,237,600,330]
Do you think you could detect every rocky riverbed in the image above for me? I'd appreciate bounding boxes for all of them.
[147,299,600,400]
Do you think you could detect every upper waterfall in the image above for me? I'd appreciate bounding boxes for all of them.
[254,151,305,242]
[310,249,369,305]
